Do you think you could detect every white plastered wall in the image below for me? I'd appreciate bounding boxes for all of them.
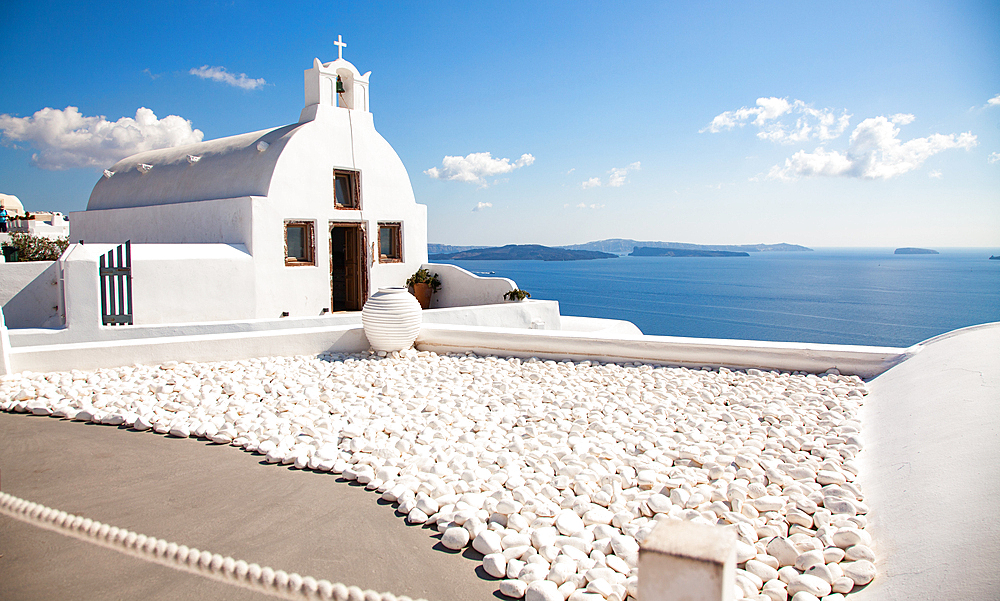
[422,263,516,308]
[256,106,428,318]
[70,197,254,246]
[60,243,256,335]
[0,261,63,328]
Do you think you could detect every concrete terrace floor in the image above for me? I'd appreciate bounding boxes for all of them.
[0,414,500,601]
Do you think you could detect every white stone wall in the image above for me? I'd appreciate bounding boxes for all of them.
[0,261,63,328]
[59,243,256,334]
[421,263,516,308]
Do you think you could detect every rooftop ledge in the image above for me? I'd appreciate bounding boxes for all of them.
[416,323,911,379]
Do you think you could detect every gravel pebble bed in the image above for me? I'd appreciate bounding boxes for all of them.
[1,349,876,601]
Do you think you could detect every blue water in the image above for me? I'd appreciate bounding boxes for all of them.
[436,249,1000,348]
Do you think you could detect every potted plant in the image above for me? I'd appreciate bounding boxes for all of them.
[406,268,441,309]
[504,289,531,302]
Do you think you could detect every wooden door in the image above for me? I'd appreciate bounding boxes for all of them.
[331,223,367,311]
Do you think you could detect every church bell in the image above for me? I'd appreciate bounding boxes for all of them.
[336,76,346,94]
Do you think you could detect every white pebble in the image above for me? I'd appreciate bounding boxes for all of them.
[842,559,876,585]
[483,553,507,578]
[473,530,503,556]
[500,579,528,598]
[441,527,470,550]
[526,579,561,601]
[786,574,831,598]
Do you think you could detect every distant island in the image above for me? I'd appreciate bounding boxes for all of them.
[429,244,617,262]
[630,247,750,258]
[894,247,939,255]
[429,239,812,257]
[560,239,812,255]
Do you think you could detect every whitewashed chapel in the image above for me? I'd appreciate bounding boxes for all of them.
[71,44,427,320]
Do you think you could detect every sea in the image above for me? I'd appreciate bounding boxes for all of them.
[435,249,1000,348]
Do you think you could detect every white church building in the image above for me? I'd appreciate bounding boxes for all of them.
[73,51,427,320]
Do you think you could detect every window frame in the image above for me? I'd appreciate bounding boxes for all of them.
[333,169,361,210]
[378,222,402,263]
[284,220,316,266]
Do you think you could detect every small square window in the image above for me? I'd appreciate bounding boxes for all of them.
[378,222,402,263]
[333,170,360,209]
[285,221,315,266]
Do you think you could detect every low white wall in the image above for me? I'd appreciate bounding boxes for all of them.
[422,263,516,308]
[9,324,368,374]
[421,299,562,330]
[130,244,256,325]
[416,324,911,378]
[0,261,63,328]
[60,243,257,336]
[560,315,644,337]
[8,312,365,347]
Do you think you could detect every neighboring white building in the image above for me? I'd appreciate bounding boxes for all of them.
[9,212,70,239]
[70,52,427,320]
[0,194,27,218]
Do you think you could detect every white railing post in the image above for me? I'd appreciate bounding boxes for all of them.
[639,520,737,601]
[0,306,12,375]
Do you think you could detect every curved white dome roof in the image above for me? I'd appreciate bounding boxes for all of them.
[87,122,308,211]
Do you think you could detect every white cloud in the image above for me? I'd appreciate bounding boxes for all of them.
[768,114,977,181]
[189,65,266,90]
[566,168,576,174]
[583,161,641,189]
[425,152,534,186]
[609,161,641,187]
[928,170,942,179]
[573,202,604,209]
[987,94,1000,107]
[989,152,1000,164]
[702,97,851,144]
[0,106,204,170]
[472,201,492,212]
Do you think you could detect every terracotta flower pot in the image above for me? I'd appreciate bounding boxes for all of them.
[411,282,433,309]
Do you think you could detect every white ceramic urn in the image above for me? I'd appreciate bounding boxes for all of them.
[361,287,422,352]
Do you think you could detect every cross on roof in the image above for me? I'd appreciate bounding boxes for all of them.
[334,35,347,60]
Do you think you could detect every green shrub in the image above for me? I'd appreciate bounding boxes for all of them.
[4,233,70,262]
[405,268,441,292]
[504,289,531,301]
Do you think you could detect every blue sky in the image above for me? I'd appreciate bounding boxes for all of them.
[1,0,997,247]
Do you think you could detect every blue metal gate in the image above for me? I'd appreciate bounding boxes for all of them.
[99,241,133,326]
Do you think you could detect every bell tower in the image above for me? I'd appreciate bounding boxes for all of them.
[301,35,371,121]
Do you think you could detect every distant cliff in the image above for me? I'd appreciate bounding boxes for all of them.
[429,244,617,262]
[427,243,491,255]
[630,247,750,258]
[560,239,812,255]
[894,247,939,255]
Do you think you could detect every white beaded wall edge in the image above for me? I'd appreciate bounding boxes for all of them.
[0,491,429,601]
